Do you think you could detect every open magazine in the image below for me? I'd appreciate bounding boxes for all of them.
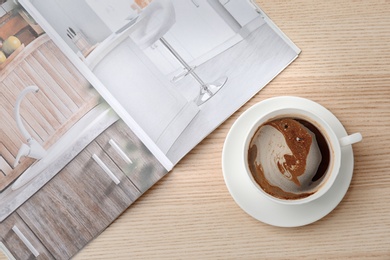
[17,0,301,168]
[0,0,300,258]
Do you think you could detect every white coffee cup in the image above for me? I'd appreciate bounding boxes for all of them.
[243,106,362,205]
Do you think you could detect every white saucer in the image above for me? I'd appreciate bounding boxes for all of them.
[222,96,354,227]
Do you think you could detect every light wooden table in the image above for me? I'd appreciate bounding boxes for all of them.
[76,1,390,259]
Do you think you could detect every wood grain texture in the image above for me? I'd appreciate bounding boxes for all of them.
[0,34,100,191]
[72,0,389,259]
[95,120,168,193]
[17,140,141,259]
[0,249,8,260]
[0,14,28,40]
[0,213,53,259]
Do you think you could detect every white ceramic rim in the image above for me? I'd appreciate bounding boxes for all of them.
[242,107,341,205]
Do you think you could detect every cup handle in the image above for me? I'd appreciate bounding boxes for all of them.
[339,133,362,147]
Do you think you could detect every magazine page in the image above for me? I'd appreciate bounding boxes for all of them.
[17,0,300,167]
[0,0,301,219]
[0,1,168,225]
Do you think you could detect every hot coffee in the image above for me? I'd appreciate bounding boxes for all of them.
[247,117,331,200]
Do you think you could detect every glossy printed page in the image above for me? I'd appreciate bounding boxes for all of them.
[17,0,300,167]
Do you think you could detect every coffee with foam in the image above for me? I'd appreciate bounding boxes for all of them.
[247,117,331,200]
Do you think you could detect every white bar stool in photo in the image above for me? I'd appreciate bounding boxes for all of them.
[130,0,228,105]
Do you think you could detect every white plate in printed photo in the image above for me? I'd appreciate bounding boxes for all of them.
[222,96,355,227]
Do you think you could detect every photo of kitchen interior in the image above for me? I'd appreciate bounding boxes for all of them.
[0,0,99,187]
[0,0,42,47]
[0,2,169,259]
[19,0,299,164]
